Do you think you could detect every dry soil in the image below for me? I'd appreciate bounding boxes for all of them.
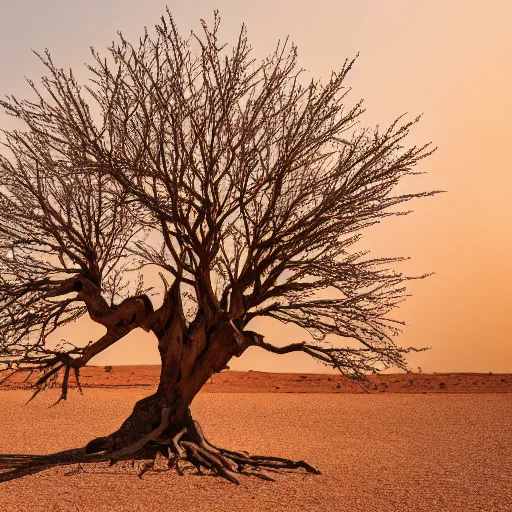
[0,388,510,511]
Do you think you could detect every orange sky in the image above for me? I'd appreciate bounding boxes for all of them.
[0,1,511,372]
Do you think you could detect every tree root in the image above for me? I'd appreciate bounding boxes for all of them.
[0,415,320,484]
[116,417,321,484]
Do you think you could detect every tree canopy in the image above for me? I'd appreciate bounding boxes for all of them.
[0,10,437,402]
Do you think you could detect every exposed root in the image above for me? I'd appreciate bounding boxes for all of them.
[0,413,320,484]
[118,416,321,484]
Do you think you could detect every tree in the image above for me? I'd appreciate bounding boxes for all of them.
[0,11,438,483]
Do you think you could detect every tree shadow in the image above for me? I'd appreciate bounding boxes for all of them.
[0,444,209,482]
[0,448,115,483]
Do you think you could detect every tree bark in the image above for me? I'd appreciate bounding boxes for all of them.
[86,307,241,455]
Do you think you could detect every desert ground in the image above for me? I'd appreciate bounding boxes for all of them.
[0,371,511,511]
[3,366,512,393]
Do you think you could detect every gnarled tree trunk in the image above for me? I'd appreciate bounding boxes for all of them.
[90,312,240,454]
[71,283,318,484]
[82,319,314,483]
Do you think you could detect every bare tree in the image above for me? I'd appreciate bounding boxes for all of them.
[0,11,438,483]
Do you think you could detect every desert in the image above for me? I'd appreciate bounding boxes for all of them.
[1,2,512,512]
[1,370,511,511]
[3,366,512,394]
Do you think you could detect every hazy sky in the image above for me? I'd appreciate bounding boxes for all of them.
[0,1,511,372]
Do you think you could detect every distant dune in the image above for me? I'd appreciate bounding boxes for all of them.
[2,366,511,393]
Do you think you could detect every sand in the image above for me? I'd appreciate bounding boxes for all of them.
[0,388,511,511]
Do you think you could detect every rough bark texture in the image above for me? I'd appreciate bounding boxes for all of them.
[96,313,247,454]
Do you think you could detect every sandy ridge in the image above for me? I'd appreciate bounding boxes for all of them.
[2,366,511,393]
